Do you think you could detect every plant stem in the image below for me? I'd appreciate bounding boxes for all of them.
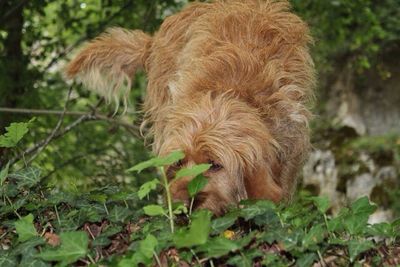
[5,195,21,219]
[103,203,109,215]
[153,251,162,267]
[160,167,174,233]
[189,197,195,216]
[54,205,61,226]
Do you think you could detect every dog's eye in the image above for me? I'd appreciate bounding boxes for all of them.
[208,160,223,172]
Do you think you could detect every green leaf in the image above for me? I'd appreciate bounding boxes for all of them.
[197,236,239,258]
[138,179,159,200]
[9,167,41,189]
[15,214,38,242]
[0,162,10,186]
[138,234,158,258]
[173,209,212,248]
[297,253,317,267]
[187,174,208,198]
[37,231,88,266]
[0,119,33,148]
[127,151,185,173]
[211,211,240,234]
[347,239,374,262]
[302,224,325,249]
[108,206,131,223]
[175,164,211,179]
[143,205,165,216]
[0,254,17,267]
[240,200,276,220]
[351,197,377,216]
[310,196,330,214]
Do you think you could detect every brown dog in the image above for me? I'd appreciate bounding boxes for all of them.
[66,0,315,215]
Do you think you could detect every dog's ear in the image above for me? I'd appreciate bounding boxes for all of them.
[244,160,283,203]
[65,27,152,104]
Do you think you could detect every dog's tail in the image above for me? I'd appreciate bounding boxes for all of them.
[65,28,152,108]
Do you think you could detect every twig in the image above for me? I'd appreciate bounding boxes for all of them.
[8,104,141,166]
[25,87,73,165]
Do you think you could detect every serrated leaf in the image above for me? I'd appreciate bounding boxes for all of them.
[127,151,185,173]
[37,231,88,265]
[138,179,159,200]
[0,120,33,148]
[139,234,158,258]
[9,167,41,189]
[143,205,165,216]
[174,209,212,248]
[348,239,374,262]
[0,162,10,186]
[310,196,330,214]
[187,174,208,198]
[175,164,211,179]
[15,214,38,242]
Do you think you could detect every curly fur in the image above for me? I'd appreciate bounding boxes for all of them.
[66,0,315,215]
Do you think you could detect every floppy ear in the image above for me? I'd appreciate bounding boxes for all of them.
[244,161,283,203]
[65,27,152,105]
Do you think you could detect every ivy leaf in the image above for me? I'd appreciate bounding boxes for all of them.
[9,167,41,189]
[0,119,34,148]
[37,231,88,266]
[302,224,325,249]
[344,197,377,235]
[127,151,185,173]
[15,214,38,242]
[240,200,276,220]
[310,196,330,214]
[173,209,212,248]
[108,206,131,223]
[143,205,165,216]
[175,164,211,179]
[196,236,239,258]
[211,211,240,234]
[138,179,159,200]
[348,239,374,262]
[187,175,208,198]
[0,254,17,267]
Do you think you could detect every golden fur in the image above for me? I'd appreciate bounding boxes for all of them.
[66,0,315,215]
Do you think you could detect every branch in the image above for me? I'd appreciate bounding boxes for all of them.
[25,87,73,165]
[8,102,141,166]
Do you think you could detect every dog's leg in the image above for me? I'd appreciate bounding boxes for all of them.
[65,28,152,106]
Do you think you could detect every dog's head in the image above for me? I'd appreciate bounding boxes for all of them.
[156,93,283,215]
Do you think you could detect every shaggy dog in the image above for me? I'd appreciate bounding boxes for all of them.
[66,0,315,215]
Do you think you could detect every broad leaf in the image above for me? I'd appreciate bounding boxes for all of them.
[0,119,33,148]
[15,214,38,242]
[139,234,158,258]
[175,164,211,179]
[108,206,131,223]
[138,179,159,200]
[143,205,165,216]
[173,209,212,248]
[38,231,88,265]
[197,236,239,258]
[187,175,208,198]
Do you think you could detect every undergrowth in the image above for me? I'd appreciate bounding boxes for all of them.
[1,120,399,266]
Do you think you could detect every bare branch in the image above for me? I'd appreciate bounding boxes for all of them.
[25,87,73,165]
